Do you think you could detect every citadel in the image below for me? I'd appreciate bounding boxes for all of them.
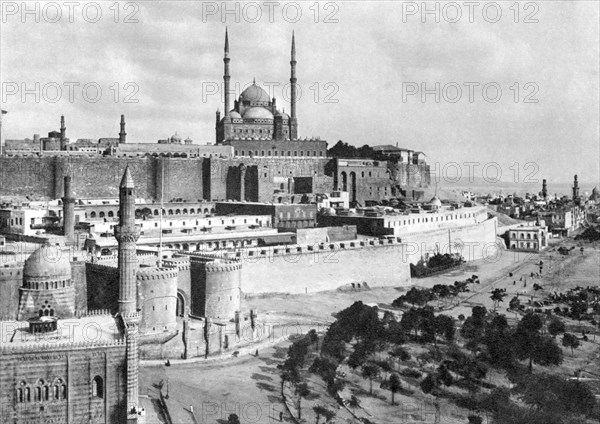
[0,31,507,424]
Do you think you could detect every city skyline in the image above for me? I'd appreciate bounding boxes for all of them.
[1,1,598,184]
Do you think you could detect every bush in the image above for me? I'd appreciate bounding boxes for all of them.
[400,368,422,379]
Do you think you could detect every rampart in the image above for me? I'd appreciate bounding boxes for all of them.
[185,237,412,295]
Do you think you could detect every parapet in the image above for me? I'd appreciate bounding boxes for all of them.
[0,338,126,354]
[187,253,242,273]
[136,267,179,281]
[227,237,404,260]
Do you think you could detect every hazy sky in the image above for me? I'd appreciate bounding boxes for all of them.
[1,1,598,185]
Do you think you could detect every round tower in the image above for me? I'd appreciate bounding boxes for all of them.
[137,267,178,335]
[189,255,242,320]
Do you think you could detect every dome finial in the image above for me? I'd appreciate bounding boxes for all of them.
[253,77,256,85]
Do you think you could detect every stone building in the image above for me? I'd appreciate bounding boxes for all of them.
[0,167,145,424]
[506,221,549,252]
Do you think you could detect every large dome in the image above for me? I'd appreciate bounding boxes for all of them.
[240,83,271,104]
[24,245,72,280]
[243,107,273,120]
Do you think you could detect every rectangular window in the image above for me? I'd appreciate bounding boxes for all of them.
[294,151,297,156]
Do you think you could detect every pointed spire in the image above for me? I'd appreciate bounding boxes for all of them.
[224,27,229,57]
[120,165,135,188]
[291,30,296,59]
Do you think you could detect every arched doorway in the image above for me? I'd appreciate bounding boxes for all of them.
[176,291,186,317]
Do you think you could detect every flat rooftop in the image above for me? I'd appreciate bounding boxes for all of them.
[1,315,122,349]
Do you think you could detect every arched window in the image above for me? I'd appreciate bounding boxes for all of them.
[16,388,23,403]
[108,211,114,218]
[92,376,103,398]
[99,211,105,218]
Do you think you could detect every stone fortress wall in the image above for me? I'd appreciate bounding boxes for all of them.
[0,155,429,204]
[184,237,412,295]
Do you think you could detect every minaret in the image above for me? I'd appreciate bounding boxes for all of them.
[223,28,231,117]
[60,115,67,150]
[573,174,580,200]
[119,114,127,143]
[542,179,547,200]
[115,165,140,316]
[114,166,141,422]
[62,173,75,242]
[289,31,298,140]
[0,109,7,156]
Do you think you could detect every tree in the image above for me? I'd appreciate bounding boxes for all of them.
[461,306,487,351]
[434,314,455,343]
[388,373,402,405]
[562,333,580,356]
[490,288,508,312]
[348,395,360,412]
[419,374,437,394]
[483,314,515,369]
[313,405,335,424]
[295,382,310,420]
[348,341,370,369]
[514,312,543,373]
[227,414,241,424]
[548,318,565,337]
[308,329,319,350]
[361,363,381,394]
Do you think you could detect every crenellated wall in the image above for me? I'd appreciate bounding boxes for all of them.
[184,238,412,296]
[232,239,411,294]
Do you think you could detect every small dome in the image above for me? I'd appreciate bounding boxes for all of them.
[24,245,72,280]
[279,111,290,120]
[430,196,442,207]
[243,107,273,120]
[170,132,182,142]
[240,83,270,104]
[230,111,242,119]
[590,186,600,201]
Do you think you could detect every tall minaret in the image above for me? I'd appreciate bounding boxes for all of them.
[119,114,127,143]
[0,109,7,156]
[114,166,141,422]
[572,174,580,203]
[60,115,67,149]
[62,173,75,242]
[223,28,231,118]
[289,31,298,140]
[115,165,140,316]
[542,179,548,200]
